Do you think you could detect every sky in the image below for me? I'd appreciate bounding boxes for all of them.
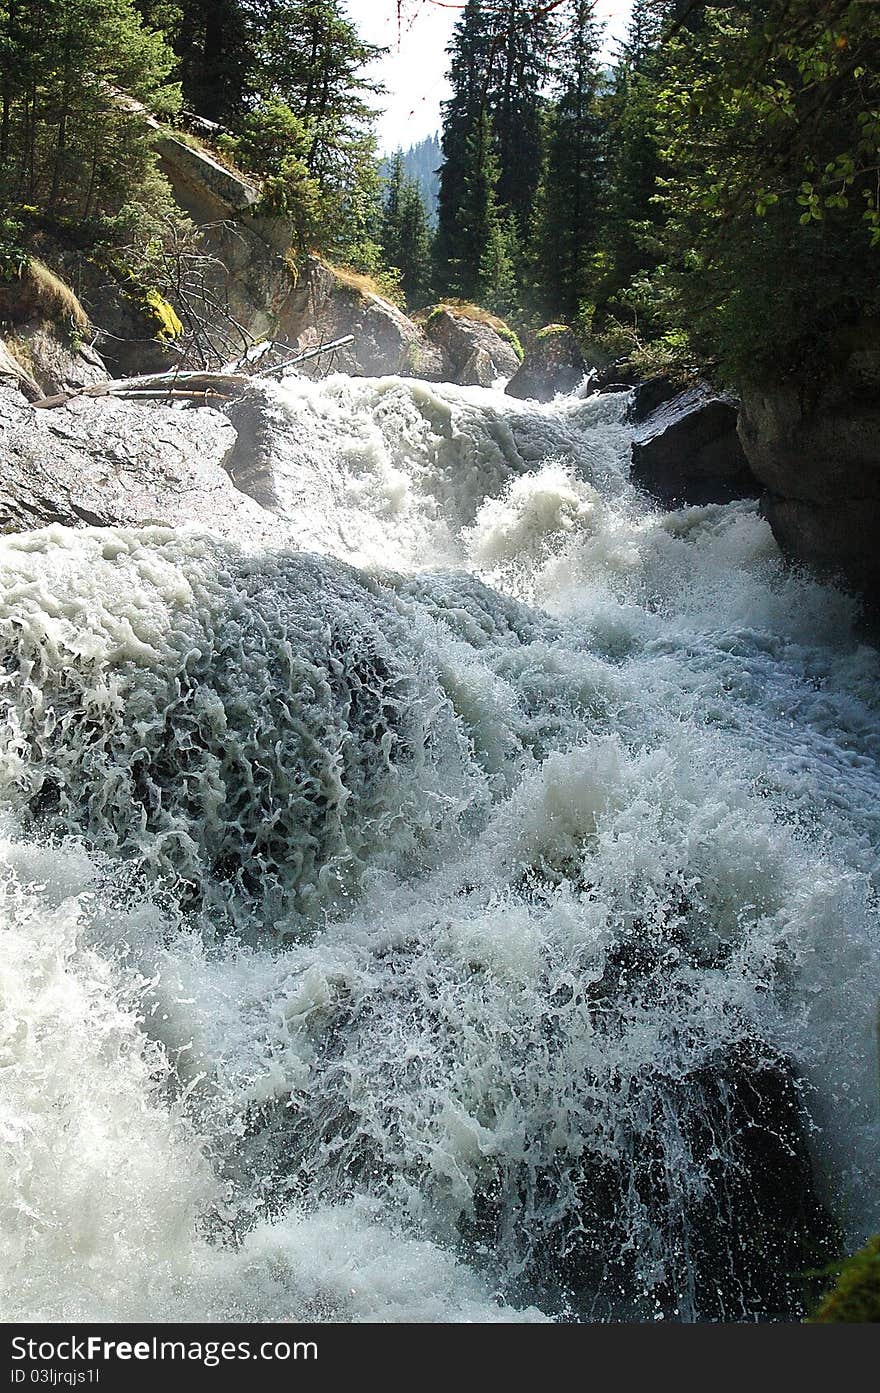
[345,1,636,152]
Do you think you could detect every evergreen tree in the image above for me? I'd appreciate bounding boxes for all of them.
[136,1,249,123]
[380,151,406,268]
[592,0,671,323]
[435,0,556,300]
[251,2,383,189]
[0,0,179,225]
[489,0,556,231]
[435,0,495,292]
[531,0,605,322]
[451,110,499,302]
[398,181,432,306]
[380,134,441,226]
[380,151,433,306]
[447,108,520,313]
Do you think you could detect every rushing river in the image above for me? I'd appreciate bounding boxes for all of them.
[1,375,878,1322]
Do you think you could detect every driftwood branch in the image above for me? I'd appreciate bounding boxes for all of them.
[30,337,356,410]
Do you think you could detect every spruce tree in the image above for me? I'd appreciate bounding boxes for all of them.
[531,0,605,323]
[435,0,555,301]
[435,0,494,293]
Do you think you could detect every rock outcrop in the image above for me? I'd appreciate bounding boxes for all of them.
[6,325,109,398]
[0,265,111,396]
[0,338,41,400]
[506,324,587,402]
[627,374,684,423]
[279,257,446,380]
[738,369,880,607]
[631,387,760,507]
[422,306,521,383]
[0,386,285,548]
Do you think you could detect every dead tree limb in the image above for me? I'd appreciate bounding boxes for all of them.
[30,338,357,410]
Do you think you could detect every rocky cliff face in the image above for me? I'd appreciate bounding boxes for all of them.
[738,350,880,610]
[279,258,446,380]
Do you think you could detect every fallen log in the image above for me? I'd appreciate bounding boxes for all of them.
[254,336,355,379]
[30,336,356,410]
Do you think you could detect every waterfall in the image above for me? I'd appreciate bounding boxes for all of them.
[1,375,878,1322]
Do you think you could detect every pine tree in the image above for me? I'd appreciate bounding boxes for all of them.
[0,0,179,223]
[396,180,432,308]
[531,0,605,322]
[435,0,555,300]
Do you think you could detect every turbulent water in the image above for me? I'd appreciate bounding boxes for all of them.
[1,375,878,1323]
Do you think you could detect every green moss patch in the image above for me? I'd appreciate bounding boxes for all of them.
[810,1234,880,1322]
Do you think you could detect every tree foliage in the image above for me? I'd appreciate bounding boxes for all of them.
[637,0,880,381]
[0,0,179,232]
[380,152,433,308]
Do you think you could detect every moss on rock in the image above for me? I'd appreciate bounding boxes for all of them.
[809,1234,880,1322]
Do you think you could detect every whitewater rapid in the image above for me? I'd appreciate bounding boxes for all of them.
[1,375,878,1322]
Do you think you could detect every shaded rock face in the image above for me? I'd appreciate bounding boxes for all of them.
[155,126,297,351]
[0,387,285,548]
[459,346,496,387]
[631,387,760,507]
[280,258,446,381]
[422,307,521,382]
[738,376,880,607]
[506,325,587,402]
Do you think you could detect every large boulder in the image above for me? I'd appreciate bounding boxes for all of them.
[627,374,685,423]
[0,387,285,549]
[279,257,446,380]
[505,324,587,401]
[422,305,522,384]
[738,365,880,607]
[9,324,109,398]
[631,386,760,507]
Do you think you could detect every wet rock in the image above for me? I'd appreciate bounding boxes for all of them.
[627,374,683,423]
[422,306,521,383]
[463,1028,837,1322]
[505,324,588,402]
[0,386,285,548]
[738,372,880,608]
[632,387,760,507]
[590,359,642,394]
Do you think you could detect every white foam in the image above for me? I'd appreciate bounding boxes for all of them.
[1,372,879,1321]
